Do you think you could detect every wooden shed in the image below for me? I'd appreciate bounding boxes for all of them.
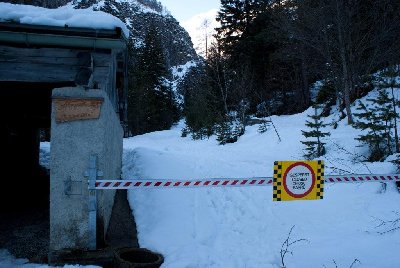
[0,21,128,124]
[0,18,130,262]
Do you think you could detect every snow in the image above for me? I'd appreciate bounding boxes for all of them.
[0,249,100,268]
[122,87,400,267]
[39,142,50,170]
[0,3,129,37]
[171,60,198,80]
[170,60,199,103]
[4,86,400,267]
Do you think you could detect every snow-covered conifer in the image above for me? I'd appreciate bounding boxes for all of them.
[301,105,330,159]
[353,90,398,161]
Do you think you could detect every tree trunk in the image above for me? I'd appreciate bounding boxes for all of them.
[300,52,310,107]
[335,0,353,124]
[391,86,399,153]
[315,107,322,156]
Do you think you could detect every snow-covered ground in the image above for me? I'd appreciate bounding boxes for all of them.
[0,249,99,268]
[123,88,400,268]
[4,87,400,267]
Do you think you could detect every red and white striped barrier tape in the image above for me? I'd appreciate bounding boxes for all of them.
[325,174,400,183]
[94,178,273,189]
[93,174,400,189]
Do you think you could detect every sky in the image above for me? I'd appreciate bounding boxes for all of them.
[160,0,220,23]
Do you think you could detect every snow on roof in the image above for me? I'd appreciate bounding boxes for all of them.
[0,3,130,38]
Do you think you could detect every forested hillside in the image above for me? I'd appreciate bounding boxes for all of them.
[181,0,400,145]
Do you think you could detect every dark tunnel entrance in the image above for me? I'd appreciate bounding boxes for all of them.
[0,81,73,262]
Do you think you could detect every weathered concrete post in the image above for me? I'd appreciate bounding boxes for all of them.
[49,87,123,254]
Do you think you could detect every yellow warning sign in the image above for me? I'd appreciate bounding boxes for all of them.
[273,160,324,201]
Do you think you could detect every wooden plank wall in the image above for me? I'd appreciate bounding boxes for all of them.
[0,45,122,113]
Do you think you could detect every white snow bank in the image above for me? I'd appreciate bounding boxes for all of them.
[0,3,129,37]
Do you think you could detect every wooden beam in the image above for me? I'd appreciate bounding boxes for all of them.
[1,46,79,65]
[0,62,78,82]
[0,29,126,50]
[0,45,112,84]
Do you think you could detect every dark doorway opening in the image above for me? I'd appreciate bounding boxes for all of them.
[0,82,73,263]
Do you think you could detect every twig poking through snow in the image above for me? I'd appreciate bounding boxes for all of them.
[349,259,361,268]
[329,139,372,174]
[325,258,361,268]
[373,211,400,234]
[280,225,309,268]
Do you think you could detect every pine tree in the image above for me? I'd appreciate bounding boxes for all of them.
[215,0,267,54]
[182,66,223,140]
[257,102,270,133]
[353,90,398,161]
[301,105,331,159]
[391,152,400,166]
[376,66,400,153]
[127,24,178,135]
[216,120,234,145]
[258,121,269,133]
[374,90,397,156]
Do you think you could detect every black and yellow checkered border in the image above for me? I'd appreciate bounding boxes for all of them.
[316,160,324,199]
[273,160,325,201]
[273,161,283,201]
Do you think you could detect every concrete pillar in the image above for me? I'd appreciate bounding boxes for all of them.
[49,87,123,252]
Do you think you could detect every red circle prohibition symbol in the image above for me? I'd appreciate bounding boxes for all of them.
[283,162,316,198]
